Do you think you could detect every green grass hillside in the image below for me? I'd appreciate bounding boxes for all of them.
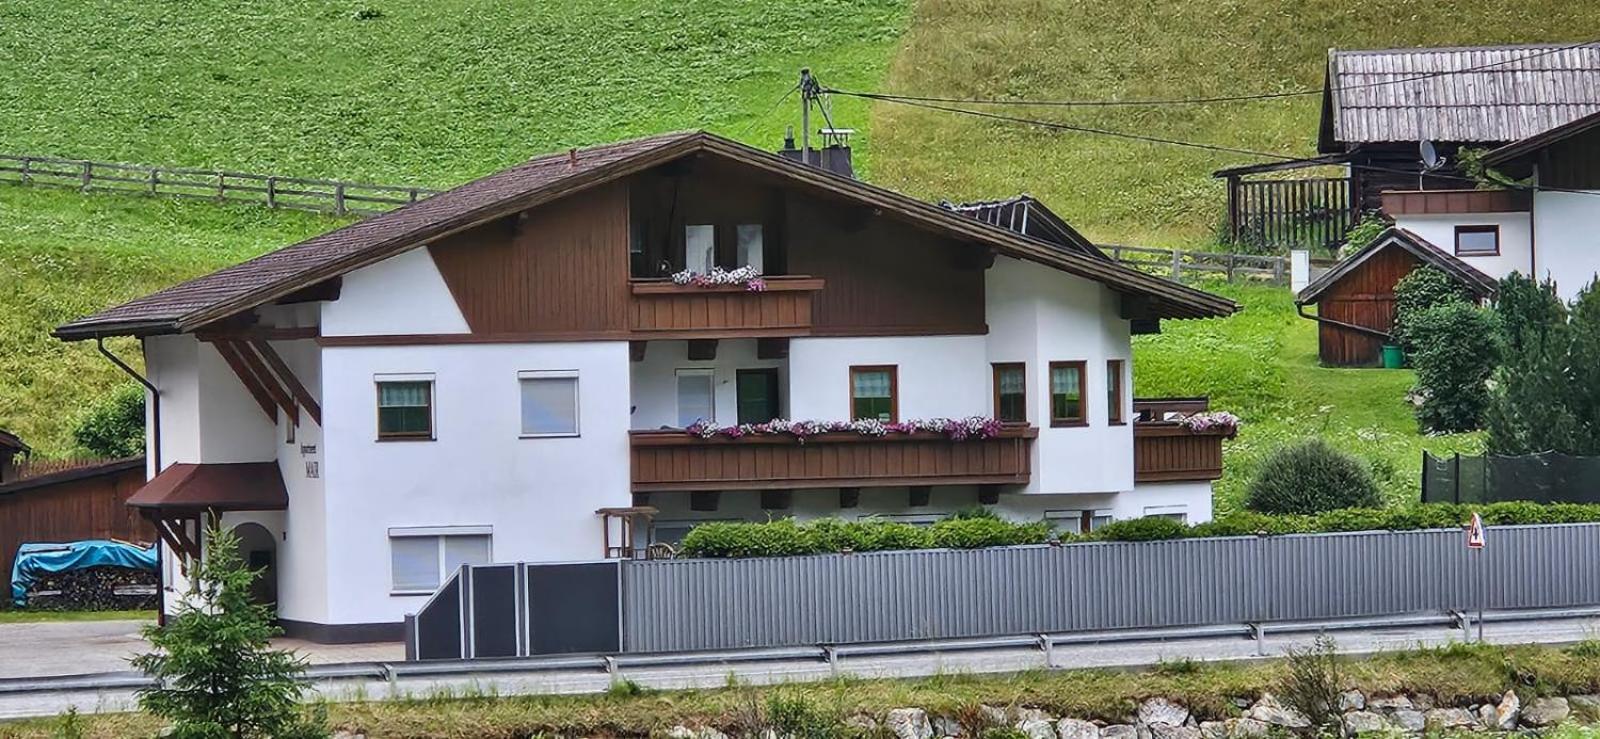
[871,0,1600,245]
[1133,282,1481,510]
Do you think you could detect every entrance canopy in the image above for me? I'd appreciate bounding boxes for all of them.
[127,462,287,512]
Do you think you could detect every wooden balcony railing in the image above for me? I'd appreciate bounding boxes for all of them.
[1134,423,1229,482]
[629,426,1037,492]
[628,276,824,339]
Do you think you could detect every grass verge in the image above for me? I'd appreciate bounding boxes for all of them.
[0,609,154,624]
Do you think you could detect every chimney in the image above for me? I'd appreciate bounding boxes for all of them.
[776,126,855,178]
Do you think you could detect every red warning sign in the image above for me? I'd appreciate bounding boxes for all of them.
[1466,512,1486,549]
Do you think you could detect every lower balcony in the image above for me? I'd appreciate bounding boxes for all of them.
[1133,423,1230,482]
[629,427,1038,492]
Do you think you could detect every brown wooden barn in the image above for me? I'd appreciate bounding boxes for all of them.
[0,456,153,593]
[1296,228,1496,366]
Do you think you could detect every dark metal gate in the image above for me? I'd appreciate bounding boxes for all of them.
[406,561,621,660]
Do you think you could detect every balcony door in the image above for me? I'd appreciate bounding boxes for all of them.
[736,369,781,425]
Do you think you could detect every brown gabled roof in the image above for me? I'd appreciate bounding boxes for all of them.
[56,131,1235,339]
[125,462,287,511]
[1483,109,1600,167]
[0,457,144,497]
[1319,43,1600,152]
[1296,227,1498,305]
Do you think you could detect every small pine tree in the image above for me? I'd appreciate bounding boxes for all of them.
[1408,302,1500,433]
[1565,279,1600,454]
[132,523,326,739]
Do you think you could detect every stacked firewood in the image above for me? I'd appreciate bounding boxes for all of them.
[25,565,158,611]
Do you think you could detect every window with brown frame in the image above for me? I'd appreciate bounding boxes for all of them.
[1455,225,1500,256]
[849,365,898,422]
[376,380,433,440]
[1107,360,1125,425]
[1048,361,1087,426]
[992,363,1027,424]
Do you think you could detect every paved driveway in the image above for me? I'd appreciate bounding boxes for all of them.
[0,620,403,679]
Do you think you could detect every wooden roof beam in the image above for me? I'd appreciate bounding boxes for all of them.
[248,339,322,426]
[209,341,280,422]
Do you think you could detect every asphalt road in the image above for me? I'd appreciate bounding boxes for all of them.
[0,613,1595,721]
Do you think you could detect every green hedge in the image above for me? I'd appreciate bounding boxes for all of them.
[674,503,1600,558]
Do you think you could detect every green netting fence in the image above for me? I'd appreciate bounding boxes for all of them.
[1422,451,1600,504]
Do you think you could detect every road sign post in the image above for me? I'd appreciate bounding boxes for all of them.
[1467,512,1486,641]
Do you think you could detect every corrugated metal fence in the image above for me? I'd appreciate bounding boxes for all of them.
[410,524,1600,659]
[621,524,1599,653]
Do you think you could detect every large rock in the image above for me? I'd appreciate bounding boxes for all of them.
[1338,691,1366,713]
[1018,719,1056,739]
[1389,710,1425,733]
[1101,724,1138,739]
[1367,695,1413,712]
[888,709,934,739]
[1423,708,1477,731]
[930,716,960,738]
[1246,696,1310,729]
[1015,709,1055,726]
[1058,718,1100,739]
[668,727,696,739]
[1570,695,1600,722]
[1139,698,1190,727]
[1222,719,1267,739]
[1341,711,1386,736]
[1492,690,1520,730]
[1150,725,1199,739]
[1197,722,1225,739]
[1521,697,1570,727]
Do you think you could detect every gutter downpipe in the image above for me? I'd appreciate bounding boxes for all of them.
[1295,302,1393,340]
[95,335,164,627]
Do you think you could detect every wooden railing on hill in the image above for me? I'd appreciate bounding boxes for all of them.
[0,154,441,216]
[1104,243,1334,285]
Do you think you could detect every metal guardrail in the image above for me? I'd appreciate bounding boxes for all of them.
[3,605,1598,697]
[0,154,441,217]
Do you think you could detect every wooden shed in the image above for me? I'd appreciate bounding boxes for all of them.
[0,457,152,592]
[1296,228,1496,366]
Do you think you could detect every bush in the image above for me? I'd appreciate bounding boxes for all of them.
[678,517,1051,558]
[928,517,1051,549]
[1340,213,1388,256]
[1092,516,1189,542]
[1407,302,1500,433]
[72,384,145,458]
[1244,438,1381,515]
[1392,266,1473,353]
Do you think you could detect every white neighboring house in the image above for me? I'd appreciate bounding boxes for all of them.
[56,132,1237,642]
[1381,111,1600,302]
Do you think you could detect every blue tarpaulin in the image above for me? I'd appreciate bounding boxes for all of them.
[10,540,157,606]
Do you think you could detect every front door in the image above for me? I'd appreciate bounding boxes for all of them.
[736,369,781,425]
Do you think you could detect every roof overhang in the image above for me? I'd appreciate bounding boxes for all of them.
[126,462,287,512]
[57,132,1236,340]
[1296,227,1497,305]
[0,457,144,497]
[1483,109,1600,167]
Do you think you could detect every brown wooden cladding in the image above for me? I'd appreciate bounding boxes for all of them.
[1380,189,1531,216]
[1133,424,1226,482]
[630,428,1036,491]
[628,277,824,337]
[1314,245,1420,366]
[0,461,153,591]
[1538,126,1600,189]
[429,181,631,335]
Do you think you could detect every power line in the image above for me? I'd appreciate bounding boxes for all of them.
[824,39,1599,109]
[735,83,800,140]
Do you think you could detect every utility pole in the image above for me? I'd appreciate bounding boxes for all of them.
[799,68,821,167]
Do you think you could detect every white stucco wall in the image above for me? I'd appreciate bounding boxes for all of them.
[320,248,470,336]
[1393,212,1533,284]
[786,336,989,420]
[984,257,1134,495]
[143,333,279,467]
[630,340,786,429]
[319,340,632,625]
[1532,191,1600,301]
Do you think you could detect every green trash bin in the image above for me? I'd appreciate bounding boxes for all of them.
[1381,344,1404,369]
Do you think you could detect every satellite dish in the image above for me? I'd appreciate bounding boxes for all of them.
[1420,140,1443,170]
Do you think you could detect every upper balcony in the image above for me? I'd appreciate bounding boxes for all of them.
[1132,398,1232,483]
[629,425,1037,492]
[628,276,825,339]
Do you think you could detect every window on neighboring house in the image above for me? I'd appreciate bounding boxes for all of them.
[1045,509,1113,535]
[388,527,491,594]
[1143,505,1188,524]
[992,363,1027,423]
[519,371,579,436]
[376,378,433,440]
[736,224,765,273]
[1107,359,1125,424]
[736,368,781,424]
[850,365,898,422]
[685,224,716,273]
[676,369,715,427]
[1048,361,1087,426]
[1455,225,1500,256]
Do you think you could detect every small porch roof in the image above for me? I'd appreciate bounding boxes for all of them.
[127,462,288,512]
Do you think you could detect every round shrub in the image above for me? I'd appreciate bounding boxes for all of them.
[1408,302,1500,432]
[1092,516,1189,542]
[1244,438,1382,515]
